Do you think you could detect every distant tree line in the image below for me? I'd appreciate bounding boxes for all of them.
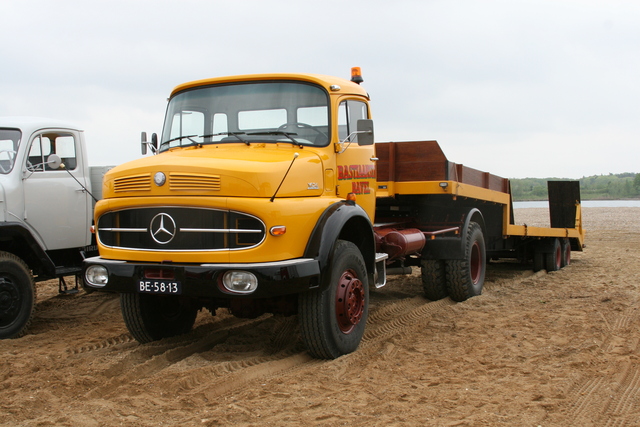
[510,173,640,201]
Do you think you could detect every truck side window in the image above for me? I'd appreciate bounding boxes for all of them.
[27,133,77,171]
[0,129,20,174]
[338,100,368,143]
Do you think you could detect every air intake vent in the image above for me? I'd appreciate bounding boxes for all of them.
[114,174,151,192]
[170,173,221,191]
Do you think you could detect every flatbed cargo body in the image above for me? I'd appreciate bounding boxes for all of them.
[374,140,585,263]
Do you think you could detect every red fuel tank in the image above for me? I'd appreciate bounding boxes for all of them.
[375,228,426,261]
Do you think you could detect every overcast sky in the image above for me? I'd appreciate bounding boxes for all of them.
[2,0,639,179]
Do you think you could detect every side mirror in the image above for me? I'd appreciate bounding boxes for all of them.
[141,132,148,155]
[141,132,159,155]
[356,119,374,146]
[46,154,62,170]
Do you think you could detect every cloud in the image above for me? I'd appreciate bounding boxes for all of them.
[1,0,639,178]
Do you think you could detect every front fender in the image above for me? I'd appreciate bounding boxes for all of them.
[0,222,55,277]
[304,201,375,290]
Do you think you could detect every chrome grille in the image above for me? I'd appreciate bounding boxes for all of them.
[97,207,265,251]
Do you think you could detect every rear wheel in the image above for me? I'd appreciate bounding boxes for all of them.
[533,250,545,272]
[421,259,448,301]
[299,240,369,359]
[121,293,198,343]
[0,252,35,339]
[445,222,486,302]
[560,238,571,267]
[545,238,562,272]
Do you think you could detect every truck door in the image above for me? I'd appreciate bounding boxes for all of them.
[23,130,90,250]
[336,99,376,220]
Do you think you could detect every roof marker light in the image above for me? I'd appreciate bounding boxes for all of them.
[351,67,363,84]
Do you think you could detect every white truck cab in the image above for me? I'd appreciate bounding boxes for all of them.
[0,117,109,338]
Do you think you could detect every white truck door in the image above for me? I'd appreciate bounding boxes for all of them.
[23,130,90,250]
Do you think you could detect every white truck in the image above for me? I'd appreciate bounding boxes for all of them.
[0,117,111,338]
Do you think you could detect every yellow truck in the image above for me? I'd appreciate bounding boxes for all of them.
[82,68,585,359]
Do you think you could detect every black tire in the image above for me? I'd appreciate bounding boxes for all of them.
[120,293,198,343]
[299,240,369,359]
[545,238,562,272]
[0,252,36,339]
[533,253,545,272]
[445,222,486,302]
[421,259,448,301]
[560,238,571,268]
[533,245,545,272]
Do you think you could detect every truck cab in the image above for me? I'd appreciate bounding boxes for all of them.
[0,117,100,339]
[84,72,379,358]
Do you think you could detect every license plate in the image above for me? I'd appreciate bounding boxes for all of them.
[138,280,182,295]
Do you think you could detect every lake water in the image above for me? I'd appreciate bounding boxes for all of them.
[514,200,640,208]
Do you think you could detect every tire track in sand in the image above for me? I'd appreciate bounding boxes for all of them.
[86,315,272,399]
[564,307,640,426]
[171,297,456,403]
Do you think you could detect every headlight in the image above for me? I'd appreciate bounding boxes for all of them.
[85,265,109,287]
[222,271,258,294]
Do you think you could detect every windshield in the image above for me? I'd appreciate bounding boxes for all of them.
[160,81,330,152]
[0,129,21,174]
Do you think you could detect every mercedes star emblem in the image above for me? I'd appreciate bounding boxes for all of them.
[150,213,176,244]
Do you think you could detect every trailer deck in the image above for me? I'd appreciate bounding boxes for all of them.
[374,140,585,252]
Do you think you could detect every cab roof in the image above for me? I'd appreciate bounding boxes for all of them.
[170,73,369,99]
[0,116,82,135]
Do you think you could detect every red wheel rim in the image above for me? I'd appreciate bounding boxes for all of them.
[470,241,482,284]
[564,244,571,266]
[555,244,562,269]
[335,269,365,334]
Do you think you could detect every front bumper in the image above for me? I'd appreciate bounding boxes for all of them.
[82,256,320,298]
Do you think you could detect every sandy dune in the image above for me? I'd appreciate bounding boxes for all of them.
[1,207,638,426]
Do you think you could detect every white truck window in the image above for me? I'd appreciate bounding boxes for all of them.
[28,133,77,171]
[0,129,20,174]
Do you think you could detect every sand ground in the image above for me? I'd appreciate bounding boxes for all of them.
[1,207,639,426]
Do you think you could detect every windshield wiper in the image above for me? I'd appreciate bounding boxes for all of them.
[200,132,249,145]
[160,134,198,149]
[247,131,303,147]
[160,132,250,150]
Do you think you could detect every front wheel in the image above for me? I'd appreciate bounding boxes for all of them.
[445,222,486,302]
[120,293,199,343]
[299,240,369,359]
[0,252,36,339]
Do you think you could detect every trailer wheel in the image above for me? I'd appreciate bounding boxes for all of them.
[299,240,368,359]
[445,222,486,302]
[560,238,571,267]
[120,293,198,343]
[0,252,36,339]
[421,259,448,301]
[533,251,544,272]
[545,238,562,272]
